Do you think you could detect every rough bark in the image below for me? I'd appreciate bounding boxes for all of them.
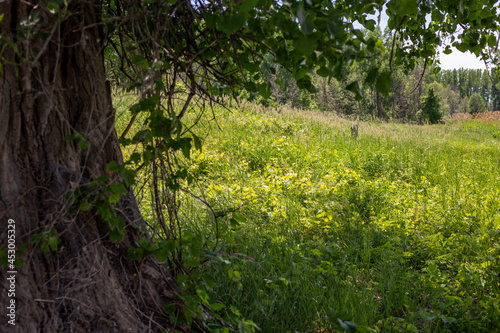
[0,1,179,332]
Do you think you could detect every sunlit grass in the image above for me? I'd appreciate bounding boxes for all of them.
[114,94,500,332]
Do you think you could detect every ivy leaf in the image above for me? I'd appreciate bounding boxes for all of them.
[80,200,92,212]
[109,230,124,242]
[48,235,60,251]
[375,71,392,95]
[78,139,89,150]
[110,183,127,195]
[108,193,121,204]
[217,13,246,34]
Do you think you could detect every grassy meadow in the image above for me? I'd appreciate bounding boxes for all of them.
[114,94,500,332]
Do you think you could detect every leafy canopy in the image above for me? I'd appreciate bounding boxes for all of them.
[103,0,500,105]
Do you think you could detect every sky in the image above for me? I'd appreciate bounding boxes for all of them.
[364,8,489,71]
[438,49,486,70]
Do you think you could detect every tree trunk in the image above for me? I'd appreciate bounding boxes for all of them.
[0,1,178,332]
[376,88,382,119]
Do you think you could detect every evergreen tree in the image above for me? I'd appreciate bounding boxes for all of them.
[422,88,442,124]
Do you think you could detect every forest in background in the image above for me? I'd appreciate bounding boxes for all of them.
[250,29,500,123]
[106,28,500,125]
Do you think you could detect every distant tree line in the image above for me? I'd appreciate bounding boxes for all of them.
[251,28,500,124]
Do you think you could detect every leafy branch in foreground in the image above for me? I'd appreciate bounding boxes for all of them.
[98,0,500,329]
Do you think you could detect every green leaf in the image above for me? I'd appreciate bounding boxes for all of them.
[14,258,24,268]
[316,66,331,77]
[131,55,150,69]
[178,138,192,158]
[109,229,124,242]
[294,36,318,56]
[192,134,202,151]
[297,75,316,93]
[387,0,417,16]
[154,248,169,262]
[337,318,358,332]
[78,139,89,150]
[229,218,240,229]
[217,13,246,34]
[326,13,343,37]
[46,1,59,13]
[345,81,363,101]
[428,263,437,275]
[128,152,141,163]
[107,161,121,172]
[30,233,43,244]
[48,236,59,251]
[365,66,378,84]
[297,6,314,35]
[258,83,272,99]
[364,19,376,31]
[130,95,159,113]
[80,200,92,211]
[232,212,246,223]
[238,0,258,13]
[196,288,210,305]
[128,247,144,261]
[108,193,121,204]
[66,132,85,142]
[375,71,392,95]
[204,12,215,28]
[110,183,127,195]
[209,303,226,311]
[488,35,497,47]
[294,65,308,80]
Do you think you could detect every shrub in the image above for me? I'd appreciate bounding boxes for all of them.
[467,93,487,114]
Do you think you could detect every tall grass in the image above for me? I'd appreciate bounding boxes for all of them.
[115,95,500,332]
